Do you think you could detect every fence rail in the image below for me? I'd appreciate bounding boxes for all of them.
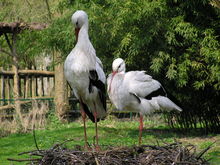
[0,69,54,77]
[0,67,55,107]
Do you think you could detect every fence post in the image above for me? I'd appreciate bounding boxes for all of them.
[31,66,37,98]
[54,51,69,121]
[0,67,5,106]
[24,68,29,98]
[6,68,10,104]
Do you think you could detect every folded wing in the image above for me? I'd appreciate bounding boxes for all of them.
[124,71,166,99]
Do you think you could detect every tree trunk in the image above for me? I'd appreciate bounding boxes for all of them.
[13,58,22,121]
[12,33,22,122]
[54,51,69,121]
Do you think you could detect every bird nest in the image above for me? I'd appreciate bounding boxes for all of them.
[8,141,210,165]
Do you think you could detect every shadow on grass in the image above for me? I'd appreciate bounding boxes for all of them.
[134,127,218,139]
[100,126,219,140]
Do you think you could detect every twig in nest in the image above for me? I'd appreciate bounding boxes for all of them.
[7,158,40,162]
[94,154,100,165]
[7,141,211,165]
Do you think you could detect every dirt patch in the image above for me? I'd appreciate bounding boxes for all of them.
[8,141,210,165]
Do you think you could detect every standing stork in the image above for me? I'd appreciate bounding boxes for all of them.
[107,58,182,145]
[64,10,106,148]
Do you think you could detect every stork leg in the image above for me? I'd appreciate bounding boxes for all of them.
[79,101,89,150]
[94,111,99,145]
[81,109,88,145]
[93,103,100,150]
[139,114,144,145]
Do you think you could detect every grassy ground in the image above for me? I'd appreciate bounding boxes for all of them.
[0,115,220,165]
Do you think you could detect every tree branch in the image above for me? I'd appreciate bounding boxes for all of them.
[33,124,40,151]
[44,0,52,21]
[25,0,32,8]
[0,47,13,57]
[4,33,13,52]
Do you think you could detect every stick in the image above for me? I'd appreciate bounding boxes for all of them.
[196,142,214,159]
[7,158,40,162]
[33,124,40,151]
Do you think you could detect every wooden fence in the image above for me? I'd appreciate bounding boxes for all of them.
[0,67,55,113]
[0,66,137,120]
[0,22,71,121]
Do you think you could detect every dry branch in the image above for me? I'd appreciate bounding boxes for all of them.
[8,141,210,165]
[0,100,31,111]
[0,104,14,110]
[0,22,47,35]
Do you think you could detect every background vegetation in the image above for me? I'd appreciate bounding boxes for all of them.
[0,1,220,164]
[0,0,220,131]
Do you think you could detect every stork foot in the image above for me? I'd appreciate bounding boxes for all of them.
[94,144,101,152]
[92,135,101,151]
[84,143,92,151]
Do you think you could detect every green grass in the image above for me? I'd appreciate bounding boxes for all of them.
[0,116,220,165]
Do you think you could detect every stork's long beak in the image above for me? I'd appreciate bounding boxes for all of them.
[75,27,80,42]
[108,71,117,92]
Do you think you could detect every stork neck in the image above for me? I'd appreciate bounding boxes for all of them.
[108,71,117,92]
[75,22,96,70]
[77,23,89,44]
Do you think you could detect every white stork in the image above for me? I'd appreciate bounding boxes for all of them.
[64,10,106,148]
[107,58,182,145]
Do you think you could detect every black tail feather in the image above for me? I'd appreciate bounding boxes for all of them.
[81,102,100,123]
[145,86,167,100]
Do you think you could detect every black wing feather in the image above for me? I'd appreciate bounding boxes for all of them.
[130,92,141,104]
[77,70,106,123]
[89,70,106,111]
[145,86,167,100]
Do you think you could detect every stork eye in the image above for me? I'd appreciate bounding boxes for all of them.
[76,21,78,26]
[118,64,122,69]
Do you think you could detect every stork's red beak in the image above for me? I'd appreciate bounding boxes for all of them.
[112,71,117,77]
[75,27,80,42]
[109,71,117,92]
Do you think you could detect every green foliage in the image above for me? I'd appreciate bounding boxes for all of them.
[42,16,72,53]
[0,0,220,132]
[16,31,45,68]
[46,112,64,129]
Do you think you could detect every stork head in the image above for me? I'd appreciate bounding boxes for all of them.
[112,58,126,73]
[108,58,125,92]
[71,10,88,41]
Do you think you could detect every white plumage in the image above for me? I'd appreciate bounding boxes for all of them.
[107,58,182,144]
[64,10,106,148]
